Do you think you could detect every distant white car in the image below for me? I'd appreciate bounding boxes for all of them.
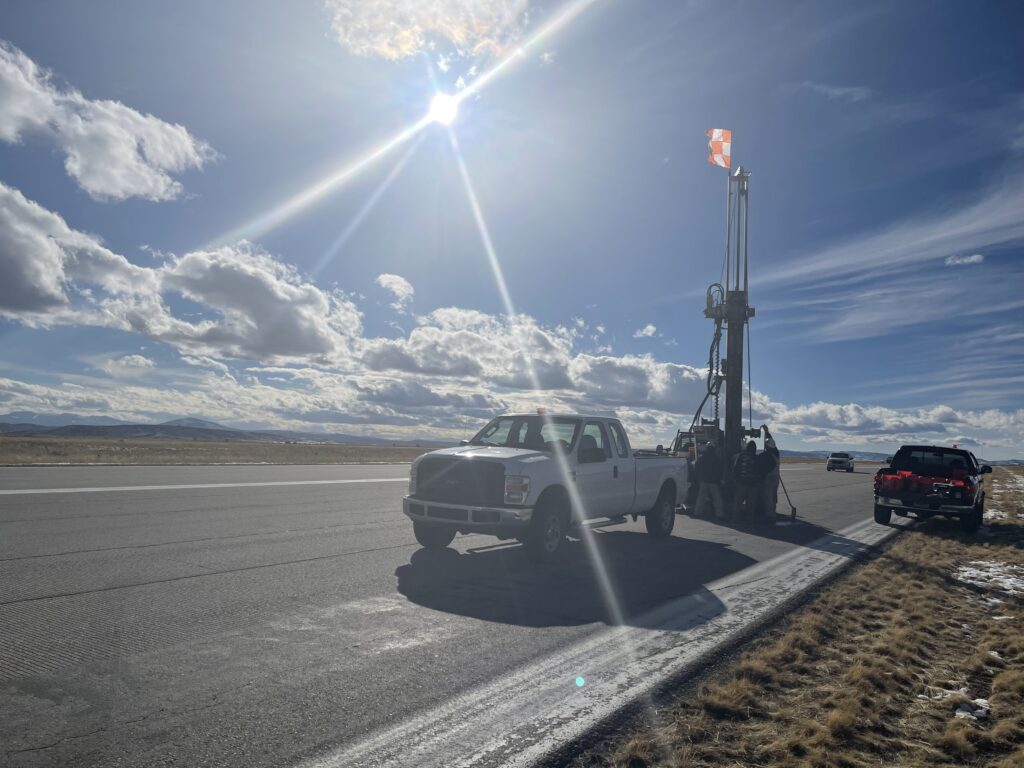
[827,452,854,472]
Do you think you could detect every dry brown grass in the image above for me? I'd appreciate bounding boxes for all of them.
[573,467,1024,768]
[0,436,433,465]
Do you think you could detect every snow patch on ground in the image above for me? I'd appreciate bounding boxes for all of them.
[919,685,969,701]
[957,560,1024,597]
[955,698,991,720]
[984,507,1008,521]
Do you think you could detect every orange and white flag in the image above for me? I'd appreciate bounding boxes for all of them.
[706,128,731,169]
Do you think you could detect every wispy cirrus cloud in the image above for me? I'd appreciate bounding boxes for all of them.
[800,80,873,102]
[945,253,984,266]
[0,41,213,201]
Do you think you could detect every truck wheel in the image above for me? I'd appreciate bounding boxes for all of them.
[873,504,891,525]
[413,521,456,550]
[525,501,565,562]
[847,468,854,473]
[645,487,676,538]
[960,505,983,533]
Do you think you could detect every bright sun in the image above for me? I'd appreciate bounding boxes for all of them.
[428,92,459,126]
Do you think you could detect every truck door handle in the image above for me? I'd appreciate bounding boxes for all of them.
[613,465,619,478]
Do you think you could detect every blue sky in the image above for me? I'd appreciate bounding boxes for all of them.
[0,0,1022,455]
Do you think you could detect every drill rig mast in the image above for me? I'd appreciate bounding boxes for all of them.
[675,166,758,496]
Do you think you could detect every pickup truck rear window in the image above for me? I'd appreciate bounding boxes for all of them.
[830,453,851,459]
[891,448,974,477]
[470,416,580,452]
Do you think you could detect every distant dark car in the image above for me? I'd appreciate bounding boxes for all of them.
[873,445,991,532]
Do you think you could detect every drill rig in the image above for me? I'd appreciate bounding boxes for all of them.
[673,166,761,498]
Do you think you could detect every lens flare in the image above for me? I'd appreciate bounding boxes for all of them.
[428,92,460,125]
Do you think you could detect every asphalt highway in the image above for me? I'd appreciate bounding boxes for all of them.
[1,463,882,767]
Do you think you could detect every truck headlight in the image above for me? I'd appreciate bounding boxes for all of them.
[409,463,418,495]
[504,475,531,505]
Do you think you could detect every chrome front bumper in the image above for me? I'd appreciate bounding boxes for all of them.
[403,496,533,531]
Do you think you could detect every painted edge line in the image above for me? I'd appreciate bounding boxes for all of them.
[0,478,408,495]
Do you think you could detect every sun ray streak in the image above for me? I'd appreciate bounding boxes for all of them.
[448,128,628,630]
[207,116,430,248]
[310,133,425,279]
[461,0,598,100]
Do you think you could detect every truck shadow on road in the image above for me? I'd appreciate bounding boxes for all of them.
[692,514,881,559]
[395,532,749,629]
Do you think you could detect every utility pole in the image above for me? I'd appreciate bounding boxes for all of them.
[704,166,756,483]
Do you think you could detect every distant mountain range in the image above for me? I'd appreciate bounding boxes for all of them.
[780,449,891,461]
[1,412,1022,464]
[0,412,448,448]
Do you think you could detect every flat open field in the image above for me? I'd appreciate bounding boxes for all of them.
[0,435,861,467]
[0,436,434,465]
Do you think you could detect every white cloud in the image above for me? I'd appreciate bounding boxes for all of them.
[2,185,1022,454]
[0,41,212,201]
[800,81,873,103]
[376,273,415,311]
[0,181,157,317]
[155,244,362,360]
[323,0,530,60]
[633,323,657,338]
[945,253,984,266]
[764,179,1024,288]
[99,354,155,378]
[0,183,360,362]
[540,51,556,65]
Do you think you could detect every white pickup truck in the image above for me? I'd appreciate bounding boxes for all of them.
[403,413,688,560]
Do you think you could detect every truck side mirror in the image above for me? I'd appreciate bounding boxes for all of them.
[981,465,992,474]
[459,439,470,446]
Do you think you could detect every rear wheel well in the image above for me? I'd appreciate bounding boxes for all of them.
[658,479,677,506]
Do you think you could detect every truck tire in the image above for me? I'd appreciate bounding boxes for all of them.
[873,504,891,525]
[645,486,676,538]
[524,500,565,562]
[413,521,456,550]
[847,468,854,473]
[960,504,983,533]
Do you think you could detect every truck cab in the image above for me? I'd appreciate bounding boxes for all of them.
[403,413,687,560]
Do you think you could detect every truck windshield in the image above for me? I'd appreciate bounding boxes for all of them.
[469,416,581,452]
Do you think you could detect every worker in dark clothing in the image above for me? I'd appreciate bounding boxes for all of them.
[762,432,781,518]
[732,440,759,521]
[693,443,724,518]
[754,440,779,521]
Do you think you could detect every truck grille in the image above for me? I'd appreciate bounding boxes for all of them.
[414,457,504,506]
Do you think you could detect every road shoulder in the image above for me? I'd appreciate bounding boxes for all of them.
[569,468,1024,768]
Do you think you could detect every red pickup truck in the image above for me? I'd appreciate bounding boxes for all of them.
[874,445,992,532]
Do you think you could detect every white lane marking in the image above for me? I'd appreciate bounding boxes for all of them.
[0,477,408,496]
[302,515,903,768]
